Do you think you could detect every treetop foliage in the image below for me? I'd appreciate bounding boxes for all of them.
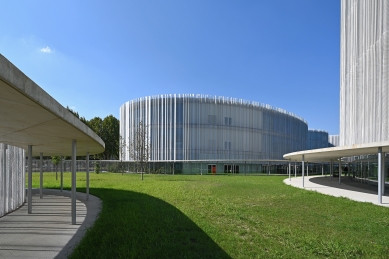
[66,107,119,160]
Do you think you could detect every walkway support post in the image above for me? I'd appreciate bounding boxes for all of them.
[294,161,297,178]
[3,144,7,214]
[330,159,333,180]
[268,160,270,175]
[60,156,63,192]
[306,162,308,176]
[339,158,342,185]
[86,152,89,201]
[378,147,382,204]
[322,163,324,176]
[28,145,32,214]
[382,152,385,196]
[288,160,291,181]
[40,153,43,199]
[71,140,77,225]
[302,155,305,188]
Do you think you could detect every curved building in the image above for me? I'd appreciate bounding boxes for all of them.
[340,0,389,146]
[120,94,307,173]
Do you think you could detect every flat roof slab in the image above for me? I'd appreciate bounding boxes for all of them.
[284,141,389,162]
[0,54,104,156]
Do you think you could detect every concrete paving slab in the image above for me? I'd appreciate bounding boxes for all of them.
[284,175,389,207]
[0,189,101,259]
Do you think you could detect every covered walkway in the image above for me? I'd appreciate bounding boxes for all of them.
[0,189,101,259]
[284,175,389,207]
[0,54,104,223]
[284,141,389,205]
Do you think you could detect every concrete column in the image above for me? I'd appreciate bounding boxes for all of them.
[3,144,7,214]
[294,161,297,178]
[28,145,32,214]
[339,158,342,185]
[40,153,43,199]
[306,162,309,176]
[302,155,305,187]
[60,156,63,192]
[86,152,89,201]
[288,160,291,181]
[367,157,370,185]
[268,160,270,175]
[378,147,382,204]
[382,153,385,196]
[71,140,77,225]
[330,159,333,180]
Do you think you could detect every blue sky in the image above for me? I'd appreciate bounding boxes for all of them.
[1,1,340,134]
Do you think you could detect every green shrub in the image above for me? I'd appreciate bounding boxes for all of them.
[94,162,100,174]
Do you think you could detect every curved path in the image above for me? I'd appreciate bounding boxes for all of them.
[0,189,101,259]
[284,175,389,207]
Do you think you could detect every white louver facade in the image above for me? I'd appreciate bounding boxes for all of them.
[120,94,308,162]
[328,135,340,147]
[340,0,389,146]
[0,144,25,217]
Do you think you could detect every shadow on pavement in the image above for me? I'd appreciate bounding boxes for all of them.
[309,176,389,197]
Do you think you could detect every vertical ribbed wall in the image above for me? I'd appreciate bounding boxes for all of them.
[340,0,389,145]
[120,94,308,161]
[328,135,340,147]
[0,143,25,217]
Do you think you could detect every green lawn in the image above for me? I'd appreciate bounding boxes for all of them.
[31,172,389,258]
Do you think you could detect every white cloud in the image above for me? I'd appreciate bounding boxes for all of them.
[40,46,52,53]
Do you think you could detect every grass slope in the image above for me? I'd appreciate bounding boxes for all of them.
[32,173,389,258]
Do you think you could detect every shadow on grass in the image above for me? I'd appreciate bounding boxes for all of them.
[70,188,231,259]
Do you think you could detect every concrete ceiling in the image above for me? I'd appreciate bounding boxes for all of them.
[283,141,389,162]
[0,54,104,156]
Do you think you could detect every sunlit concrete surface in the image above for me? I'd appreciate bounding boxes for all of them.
[284,141,389,162]
[0,189,101,259]
[0,54,104,156]
[284,175,389,207]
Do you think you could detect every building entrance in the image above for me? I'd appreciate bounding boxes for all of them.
[224,164,239,173]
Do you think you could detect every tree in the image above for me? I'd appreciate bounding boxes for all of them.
[102,115,119,160]
[64,106,120,160]
[66,106,88,126]
[128,121,150,180]
[88,117,104,159]
[88,115,119,160]
[51,156,61,180]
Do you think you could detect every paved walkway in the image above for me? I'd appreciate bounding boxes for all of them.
[0,189,101,259]
[284,175,389,207]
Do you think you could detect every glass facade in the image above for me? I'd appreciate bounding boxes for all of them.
[308,130,329,150]
[120,94,308,164]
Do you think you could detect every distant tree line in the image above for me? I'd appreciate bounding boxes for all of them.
[66,106,119,160]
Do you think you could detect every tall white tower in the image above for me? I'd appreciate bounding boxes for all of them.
[340,0,389,145]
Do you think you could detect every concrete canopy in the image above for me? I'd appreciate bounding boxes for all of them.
[283,141,389,162]
[0,54,104,156]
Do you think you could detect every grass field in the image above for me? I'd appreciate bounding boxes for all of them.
[31,172,389,258]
